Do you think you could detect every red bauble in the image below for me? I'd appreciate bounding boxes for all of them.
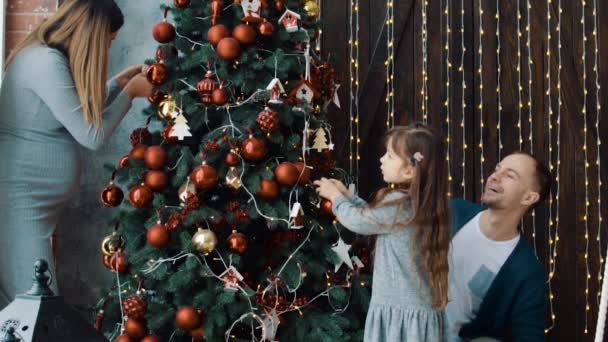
[125,318,147,340]
[197,71,219,105]
[130,144,148,160]
[152,21,176,43]
[294,162,311,185]
[130,128,151,146]
[189,326,205,341]
[259,20,274,36]
[207,24,230,46]
[110,251,129,274]
[123,295,148,321]
[212,87,229,106]
[227,231,248,254]
[118,154,130,169]
[241,137,266,162]
[256,107,280,133]
[274,162,299,187]
[129,184,154,208]
[102,254,112,270]
[175,306,201,330]
[162,125,179,144]
[174,0,191,8]
[257,179,280,200]
[147,223,171,249]
[100,184,124,208]
[225,152,240,167]
[144,145,167,170]
[142,336,162,342]
[210,0,223,25]
[320,198,334,217]
[145,171,168,192]
[114,335,133,342]
[216,37,241,61]
[155,46,178,61]
[146,63,169,86]
[191,164,218,190]
[147,91,166,105]
[275,0,284,11]
[233,24,256,45]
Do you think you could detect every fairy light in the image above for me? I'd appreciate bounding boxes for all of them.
[581,0,591,334]
[460,0,467,197]
[444,0,453,196]
[517,0,523,150]
[385,0,395,130]
[421,0,429,123]
[478,0,485,188]
[315,0,322,52]
[496,0,502,158]
[593,0,604,313]
[348,0,361,183]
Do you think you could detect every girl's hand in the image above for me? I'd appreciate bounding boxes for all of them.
[124,74,155,99]
[115,64,146,89]
[329,179,353,198]
[313,178,343,201]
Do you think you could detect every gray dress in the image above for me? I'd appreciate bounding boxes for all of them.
[0,45,132,306]
[332,192,446,341]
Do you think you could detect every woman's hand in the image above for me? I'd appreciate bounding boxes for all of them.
[124,74,155,100]
[313,178,344,202]
[115,64,146,89]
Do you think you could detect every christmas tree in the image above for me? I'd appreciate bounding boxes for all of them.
[96,1,371,341]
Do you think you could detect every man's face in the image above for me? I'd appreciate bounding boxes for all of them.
[481,154,540,210]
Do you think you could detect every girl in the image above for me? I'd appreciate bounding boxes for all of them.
[315,124,450,341]
[0,0,154,306]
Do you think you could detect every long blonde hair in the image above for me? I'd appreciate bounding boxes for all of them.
[5,0,124,127]
[369,124,450,310]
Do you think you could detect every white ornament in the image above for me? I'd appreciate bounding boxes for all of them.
[331,237,354,272]
[170,113,192,140]
[278,9,301,33]
[266,78,285,104]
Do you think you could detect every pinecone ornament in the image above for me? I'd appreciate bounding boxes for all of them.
[123,295,148,320]
[256,107,280,133]
[204,140,220,153]
[130,128,152,146]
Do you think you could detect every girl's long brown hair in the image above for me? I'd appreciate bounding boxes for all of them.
[5,0,124,127]
[370,124,450,310]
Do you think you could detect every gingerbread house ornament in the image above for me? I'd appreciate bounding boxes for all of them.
[241,0,268,23]
[288,79,321,105]
[278,9,301,33]
[266,78,285,103]
[220,266,244,291]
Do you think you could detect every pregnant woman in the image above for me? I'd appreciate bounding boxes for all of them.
[0,0,154,307]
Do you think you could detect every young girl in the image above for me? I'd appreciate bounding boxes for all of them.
[314,124,450,341]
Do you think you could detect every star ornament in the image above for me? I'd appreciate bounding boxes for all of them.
[331,237,354,272]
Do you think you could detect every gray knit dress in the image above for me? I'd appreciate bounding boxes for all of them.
[332,192,446,341]
[0,45,132,307]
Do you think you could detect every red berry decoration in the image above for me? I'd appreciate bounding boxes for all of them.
[129,184,154,208]
[130,144,148,160]
[233,23,256,45]
[146,63,169,86]
[216,37,241,61]
[207,24,230,46]
[175,306,202,330]
[256,107,280,133]
[130,128,151,146]
[144,145,167,170]
[123,295,148,321]
[147,223,171,249]
[100,183,124,208]
[152,21,176,43]
[241,136,266,162]
[191,164,218,190]
[274,162,299,187]
[125,318,147,340]
[257,179,280,200]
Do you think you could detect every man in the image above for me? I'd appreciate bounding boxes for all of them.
[447,152,552,341]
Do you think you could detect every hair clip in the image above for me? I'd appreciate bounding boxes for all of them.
[410,152,424,165]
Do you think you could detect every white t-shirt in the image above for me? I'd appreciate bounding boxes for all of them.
[445,212,520,342]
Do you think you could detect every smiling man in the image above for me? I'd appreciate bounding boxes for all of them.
[446,152,552,341]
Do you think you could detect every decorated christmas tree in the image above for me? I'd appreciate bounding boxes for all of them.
[96,1,371,341]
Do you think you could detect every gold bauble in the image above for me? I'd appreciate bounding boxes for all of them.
[225,166,242,190]
[158,97,177,121]
[304,1,320,18]
[192,228,218,255]
[101,233,123,256]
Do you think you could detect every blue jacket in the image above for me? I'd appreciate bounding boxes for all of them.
[450,199,547,341]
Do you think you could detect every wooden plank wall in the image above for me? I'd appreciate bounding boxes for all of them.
[321,0,608,340]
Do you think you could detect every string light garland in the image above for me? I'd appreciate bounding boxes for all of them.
[444,0,453,197]
[580,0,591,334]
[348,0,361,184]
[496,0,502,158]
[478,0,485,188]
[460,0,467,198]
[385,0,395,130]
[421,0,429,123]
[517,0,523,150]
